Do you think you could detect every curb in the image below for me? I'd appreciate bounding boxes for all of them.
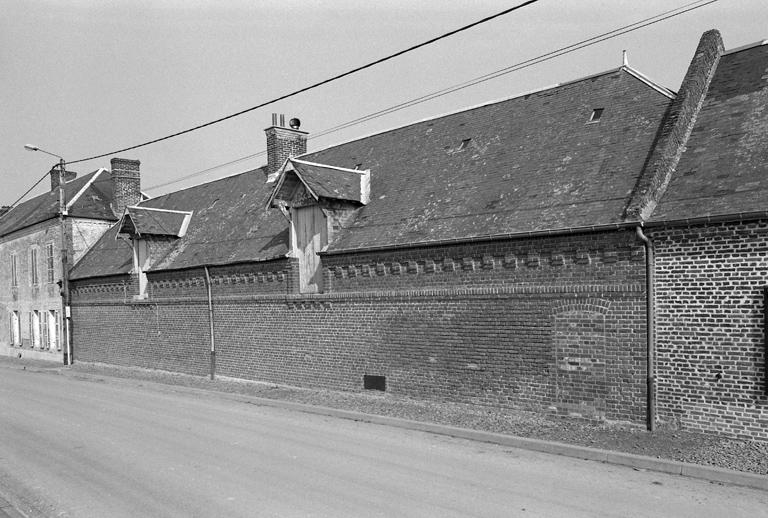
[234,395,768,492]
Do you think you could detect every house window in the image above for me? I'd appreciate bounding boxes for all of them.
[31,310,41,348]
[30,248,39,286]
[46,243,55,284]
[10,311,20,346]
[10,253,18,288]
[48,310,58,350]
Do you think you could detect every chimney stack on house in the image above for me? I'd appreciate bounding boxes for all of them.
[264,113,307,181]
[111,157,142,216]
[50,168,77,192]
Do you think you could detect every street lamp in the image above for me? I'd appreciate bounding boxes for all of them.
[24,144,71,366]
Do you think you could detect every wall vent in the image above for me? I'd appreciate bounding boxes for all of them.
[363,374,386,391]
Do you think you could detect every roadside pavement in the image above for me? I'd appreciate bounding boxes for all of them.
[2,356,766,494]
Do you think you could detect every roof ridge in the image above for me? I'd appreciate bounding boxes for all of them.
[66,168,108,213]
[300,66,669,158]
[723,39,768,56]
[144,166,266,201]
[127,205,193,216]
[622,65,676,98]
[291,158,367,174]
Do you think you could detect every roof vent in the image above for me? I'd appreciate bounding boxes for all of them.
[588,108,604,123]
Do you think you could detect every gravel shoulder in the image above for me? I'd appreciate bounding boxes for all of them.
[5,357,767,476]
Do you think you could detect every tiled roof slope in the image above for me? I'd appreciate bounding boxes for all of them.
[302,67,673,252]
[70,167,288,279]
[0,170,116,238]
[649,43,768,222]
[290,160,368,203]
[119,207,191,237]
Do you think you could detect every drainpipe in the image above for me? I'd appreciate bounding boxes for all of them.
[636,226,656,431]
[204,266,216,380]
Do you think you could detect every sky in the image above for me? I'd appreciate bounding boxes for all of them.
[1,0,767,207]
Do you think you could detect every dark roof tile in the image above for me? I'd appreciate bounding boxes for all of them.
[0,170,117,237]
[302,68,672,251]
[650,43,768,222]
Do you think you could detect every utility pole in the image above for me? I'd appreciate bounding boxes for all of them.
[24,145,71,365]
[57,158,71,365]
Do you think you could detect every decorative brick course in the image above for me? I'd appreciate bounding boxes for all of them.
[71,230,647,424]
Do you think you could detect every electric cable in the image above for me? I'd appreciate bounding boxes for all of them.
[67,0,541,166]
[0,166,56,219]
[144,0,718,192]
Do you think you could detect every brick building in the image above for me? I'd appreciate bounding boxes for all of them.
[67,31,767,439]
[1,158,142,362]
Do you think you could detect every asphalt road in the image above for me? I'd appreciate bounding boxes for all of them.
[0,366,766,518]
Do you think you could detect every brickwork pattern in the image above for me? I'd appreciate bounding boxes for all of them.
[651,221,768,440]
[323,232,645,293]
[71,231,647,423]
[265,126,307,177]
[110,158,141,216]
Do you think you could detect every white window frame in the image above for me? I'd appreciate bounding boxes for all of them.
[30,247,39,286]
[46,243,55,284]
[10,253,18,288]
[47,310,58,350]
[31,310,41,348]
[10,311,20,346]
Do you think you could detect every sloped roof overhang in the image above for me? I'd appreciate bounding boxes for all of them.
[266,158,370,209]
[116,206,193,238]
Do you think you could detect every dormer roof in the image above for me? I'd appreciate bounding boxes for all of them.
[267,158,371,208]
[117,206,192,238]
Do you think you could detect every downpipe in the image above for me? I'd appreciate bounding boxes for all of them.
[636,226,656,431]
[204,266,216,380]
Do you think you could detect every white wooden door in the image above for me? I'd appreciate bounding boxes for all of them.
[294,205,327,293]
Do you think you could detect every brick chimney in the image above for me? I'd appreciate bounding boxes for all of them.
[111,157,141,216]
[625,29,724,221]
[264,113,307,181]
[50,168,77,191]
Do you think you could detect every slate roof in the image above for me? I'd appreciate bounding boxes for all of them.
[70,167,288,279]
[268,159,370,206]
[301,66,674,252]
[118,207,192,237]
[0,170,117,238]
[649,42,768,223]
[71,65,676,280]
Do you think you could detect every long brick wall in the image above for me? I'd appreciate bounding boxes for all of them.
[71,230,648,424]
[651,220,768,440]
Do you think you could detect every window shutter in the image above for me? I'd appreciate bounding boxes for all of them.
[42,313,48,350]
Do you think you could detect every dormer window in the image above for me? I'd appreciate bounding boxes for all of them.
[115,206,193,299]
[267,158,371,294]
[588,108,604,123]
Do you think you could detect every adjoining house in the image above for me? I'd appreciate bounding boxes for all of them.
[1,158,141,362]
[67,30,767,440]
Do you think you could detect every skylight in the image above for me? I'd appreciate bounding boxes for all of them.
[588,108,604,123]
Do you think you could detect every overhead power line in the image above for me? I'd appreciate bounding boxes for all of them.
[67,0,541,166]
[144,0,718,192]
[0,167,55,219]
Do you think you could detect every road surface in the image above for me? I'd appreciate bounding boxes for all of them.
[0,365,766,517]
